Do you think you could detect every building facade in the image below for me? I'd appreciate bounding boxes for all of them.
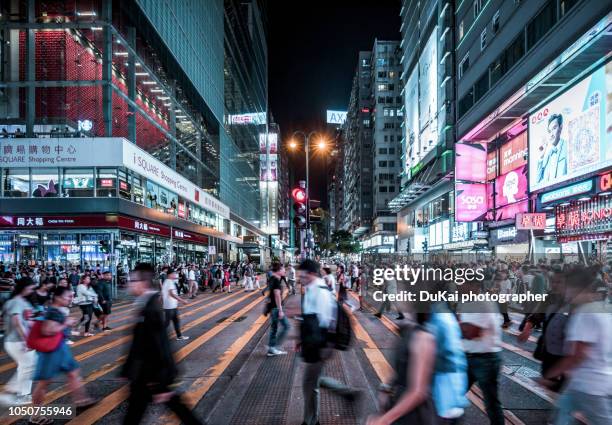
[362,39,403,253]
[0,0,273,268]
[340,51,374,235]
[391,0,456,255]
[454,0,611,260]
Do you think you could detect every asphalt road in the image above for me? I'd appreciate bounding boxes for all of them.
[0,283,557,424]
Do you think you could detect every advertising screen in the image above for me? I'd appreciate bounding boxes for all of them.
[455,183,487,222]
[495,165,528,207]
[494,200,528,221]
[418,28,438,150]
[486,151,497,181]
[500,132,528,175]
[529,64,612,191]
[404,68,419,175]
[455,142,487,182]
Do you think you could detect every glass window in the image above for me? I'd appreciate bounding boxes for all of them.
[118,169,131,201]
[379,186,387,193]
[132,174,144,205]
[96,168,117,197]
[474,72,489,102]
[2,168,29,197]
[527,0,557,50]
[31,168,59,198]
[62,168,94,198]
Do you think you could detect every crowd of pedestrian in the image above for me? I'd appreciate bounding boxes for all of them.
[356,256,612,425]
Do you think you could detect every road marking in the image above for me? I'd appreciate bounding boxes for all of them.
[351,293,531,424]
[0,291,244,374]
[1,291,256,424]
[470,386,526,425]
[65,292,265,425]
[500,342,541,364]
[155,296,276,425]
[504,328,538,343]
[350,313,394,383]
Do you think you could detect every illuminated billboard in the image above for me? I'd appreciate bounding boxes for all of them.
[404,68,419,175]
[455,142,487,182]
[326,110,347,125]
[419,29,438,148]
[495,165,528,207]
[228,112,266,125]
[529,63,612,192]
[499,132,528,175]
[455,183,487,222]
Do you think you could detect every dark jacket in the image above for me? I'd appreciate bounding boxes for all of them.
[121,292,177,393]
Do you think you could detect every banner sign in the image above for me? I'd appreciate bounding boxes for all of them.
[516,213,547,230]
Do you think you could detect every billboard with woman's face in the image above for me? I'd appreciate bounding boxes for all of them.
[529,63,612,192]
[495,165,528,207]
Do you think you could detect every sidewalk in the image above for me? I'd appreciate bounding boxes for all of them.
[206,291,377,425]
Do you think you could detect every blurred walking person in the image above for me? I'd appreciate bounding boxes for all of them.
[74,275,98,336]
[286,263,297,295]
[29,286,95,424]
[542,268,612,425]
[458,279,504,425]
[267,262,289,356]
[2,277,37,405]
[162,269,189,341]
[121,263,202,425]
[298,259,359,425]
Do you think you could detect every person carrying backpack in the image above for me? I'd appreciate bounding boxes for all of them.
[298,259,360,425]
[518,270,569,391]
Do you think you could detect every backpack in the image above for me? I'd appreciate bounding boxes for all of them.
[26,320,63,353]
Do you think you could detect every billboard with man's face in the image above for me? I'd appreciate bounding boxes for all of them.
[528,63,612,192]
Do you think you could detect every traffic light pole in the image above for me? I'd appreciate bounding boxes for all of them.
[292,130,319,260]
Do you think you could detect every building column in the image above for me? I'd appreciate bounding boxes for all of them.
[25,0,35,136]
[101,1,113,136]
[169,82,177,170]
[196,132,203,186]
[126,26,136,144]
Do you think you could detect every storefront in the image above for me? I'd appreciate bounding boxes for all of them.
[489,226,529,260]
[0,214,223,269]
[0,137,259,265]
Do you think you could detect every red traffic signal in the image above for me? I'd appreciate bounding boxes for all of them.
[292,187,307,203]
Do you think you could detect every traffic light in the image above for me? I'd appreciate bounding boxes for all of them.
[292,185,308,228]
[422,239,428,253]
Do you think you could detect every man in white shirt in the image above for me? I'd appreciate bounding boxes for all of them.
[187,265,197,299]
[543,268,612,425]
[458,279,504,425]
[298,260,359,425]
[162,269,189,341]
[286,264,296,295]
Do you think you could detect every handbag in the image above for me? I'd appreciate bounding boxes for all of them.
[26,320,63,353]
[300,314,327,363]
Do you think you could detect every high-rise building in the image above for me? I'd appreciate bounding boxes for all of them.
[0,0,273,267]
[362,39,403,253]
[339,51,374,235]
[453,0,611,257]
[390,0,457,255]
[336,41,402,253]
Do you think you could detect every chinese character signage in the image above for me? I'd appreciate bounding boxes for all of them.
[556,196,612,240]
[516,213,547,230]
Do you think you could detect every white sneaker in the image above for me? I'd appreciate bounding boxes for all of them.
[177,336,190,341]
[14,394,32,405]
[66,339,75,345]
[267,347,287,357]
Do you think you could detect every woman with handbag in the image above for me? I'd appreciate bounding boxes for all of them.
[30,286,95,425]
[73,275,98,337]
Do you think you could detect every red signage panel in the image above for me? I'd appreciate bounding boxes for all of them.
[516,213,547,230]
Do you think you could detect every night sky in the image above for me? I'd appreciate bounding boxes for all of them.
[267,1,401,204]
